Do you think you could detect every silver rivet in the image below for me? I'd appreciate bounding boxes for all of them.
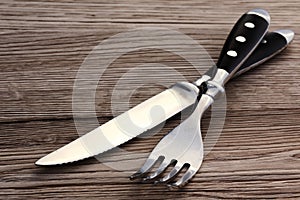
[236,36,246,42]
[262,39,267,44]
[245,22,255,28]
[227,50,237,57]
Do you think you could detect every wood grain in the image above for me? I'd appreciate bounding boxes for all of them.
[1,0,300,199]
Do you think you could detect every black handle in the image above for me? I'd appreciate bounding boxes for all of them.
[234,30,294,77]
[217,9,270,77]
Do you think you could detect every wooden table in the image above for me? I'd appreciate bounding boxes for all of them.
[1,1,299,199]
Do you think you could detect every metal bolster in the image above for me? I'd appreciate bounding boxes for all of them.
[193,75,211,87]
[204,68,229,99]
[192,68,229,99]
[207,80,225,94]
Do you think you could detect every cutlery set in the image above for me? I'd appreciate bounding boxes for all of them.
[36,9,294,188]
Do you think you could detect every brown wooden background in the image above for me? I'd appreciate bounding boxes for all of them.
[1,0,300,199]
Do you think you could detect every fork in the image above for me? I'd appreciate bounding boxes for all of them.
[130,9,271,188]
[132,89,214,187]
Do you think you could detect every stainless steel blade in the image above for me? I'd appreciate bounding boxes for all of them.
[36,82,200,165]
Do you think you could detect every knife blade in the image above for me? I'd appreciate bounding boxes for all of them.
[36,10,293,166]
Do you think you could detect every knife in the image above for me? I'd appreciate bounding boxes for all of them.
[36,9,293,166]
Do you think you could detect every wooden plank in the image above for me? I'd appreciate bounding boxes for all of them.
[1,0,300,199]
[1,112,300,199]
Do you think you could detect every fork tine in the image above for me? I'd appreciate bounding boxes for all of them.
[155,162,183,184]
[130,158,157,180]
[167,168,197,188]
[142,159,171,182]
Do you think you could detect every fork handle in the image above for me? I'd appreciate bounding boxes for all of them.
[234,30,294,77]
[216,9,270,83]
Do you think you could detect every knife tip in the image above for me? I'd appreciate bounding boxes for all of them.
[35,161,42,166]
[35,155,59,166]
[35,157,49,166]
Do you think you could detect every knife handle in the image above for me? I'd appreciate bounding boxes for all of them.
[234,30,294,77]
[216,9,270,81]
